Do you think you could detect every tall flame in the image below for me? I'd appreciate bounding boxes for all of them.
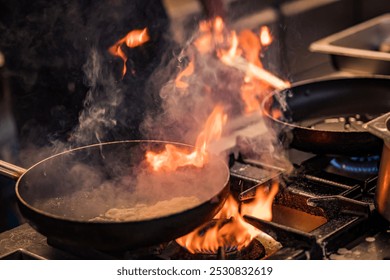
[146,105,227,172]
[194,16,225,54]
[109,28,150,77]
[238,29,268,113]
[144,17,287,254]
[191,18,287,114]
[176,181,279,254]
[190,18,279,115]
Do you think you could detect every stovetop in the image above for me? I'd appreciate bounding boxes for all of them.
[1,149,389,260]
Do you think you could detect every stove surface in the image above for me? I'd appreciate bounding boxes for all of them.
[1,149,389,260]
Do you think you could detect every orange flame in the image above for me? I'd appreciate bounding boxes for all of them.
[239,29,263,68]
[213,16,224,33]
[214,26,275,113]
[207,18,288,112]
[146,105,227,172]
[144,17,287,254]
[109,28,150,77]
[175,58,195,89]
[271,108,282,119]
[176,181,279,254]
[237,29,270,113]
[240,80,260,113]
[194,16,225,54]
[260,26,272,47]
[216,31,240,62]
[241,181,279,220]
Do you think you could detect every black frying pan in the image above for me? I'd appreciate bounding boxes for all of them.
[262,77,390,156]
[0,140,229,252]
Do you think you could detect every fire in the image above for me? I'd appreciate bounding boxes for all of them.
[146,105,227,172]
[271,108,282,120]
[190,18,287,113]
[240,79,269,113]
[218,29,271,113]
[211,22,288,113]
[241,181,279,220]
[194,16,225,54]
[176,181,279,254]
[239,29,263,68]
[109,28,150,77]
[144,17,287,254]
[238,29,270,113]
[175,58,195,89]
[259,26,272,47]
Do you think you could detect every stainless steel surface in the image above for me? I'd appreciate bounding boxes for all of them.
[310,13,390,74]
[330,229,390,260]
[363,112,390,221]
[0,224,77,260]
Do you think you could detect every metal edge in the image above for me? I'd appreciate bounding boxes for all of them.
[309,13,390,60]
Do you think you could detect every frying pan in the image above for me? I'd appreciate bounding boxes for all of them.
[0,140,230,252]
[262,77,390,156]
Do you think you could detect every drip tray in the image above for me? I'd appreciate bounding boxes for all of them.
[272,204,327,233]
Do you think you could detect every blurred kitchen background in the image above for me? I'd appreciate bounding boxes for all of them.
[164,0,390,80]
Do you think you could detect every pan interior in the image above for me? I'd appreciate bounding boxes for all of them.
[17,141,229,222]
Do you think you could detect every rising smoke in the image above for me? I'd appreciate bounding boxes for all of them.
[140,17,292,172]
[70,48,123,146]
[0,1,168,164]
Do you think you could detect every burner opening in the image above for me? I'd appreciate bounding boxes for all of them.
[178,218,242,254]
[176,217,266,258]
[329,155,379,174]
[196,245,238,255]
[174,238,265,260]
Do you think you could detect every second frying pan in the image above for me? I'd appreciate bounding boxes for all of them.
[262,77,390,156]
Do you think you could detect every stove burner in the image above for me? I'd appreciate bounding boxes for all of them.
[173,239,265,260]
[176,218,242,255]
[330,155,379,174]
[197,245,238,255]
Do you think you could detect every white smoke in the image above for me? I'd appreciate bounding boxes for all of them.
[70,48,123,146]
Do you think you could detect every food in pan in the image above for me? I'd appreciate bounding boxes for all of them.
[90,196,200,222]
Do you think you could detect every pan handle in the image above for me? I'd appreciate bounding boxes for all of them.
[0,160,27,180]
[362,112,390,142]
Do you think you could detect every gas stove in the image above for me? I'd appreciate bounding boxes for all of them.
[1,149,389,260]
